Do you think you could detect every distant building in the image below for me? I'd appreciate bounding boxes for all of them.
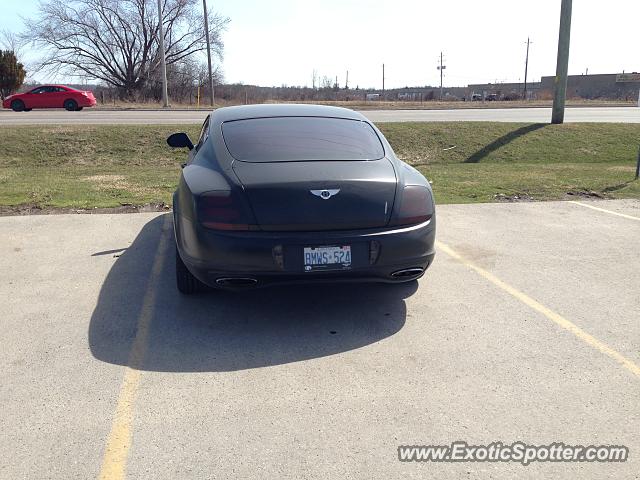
[540,73,640,100]
[466,81,541,101]
[464,73,640,101]
[398,92,421,101]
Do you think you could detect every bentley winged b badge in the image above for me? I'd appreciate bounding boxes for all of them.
[310,189,340,200]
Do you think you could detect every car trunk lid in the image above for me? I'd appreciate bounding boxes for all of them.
[232,159,397,231]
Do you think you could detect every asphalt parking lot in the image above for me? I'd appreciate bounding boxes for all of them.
[1,199,639,479]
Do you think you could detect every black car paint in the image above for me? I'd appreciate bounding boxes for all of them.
[232,159,397,230]
[172,104,436,289]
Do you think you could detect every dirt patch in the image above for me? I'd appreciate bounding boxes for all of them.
[84,174,126,182]
[493,193,535,202]
[607,165,636,173]
[0,202,171,216]
[83,174,156,195]
[405,157,432,166]
[565,190,605,199]
[578,147,598,156]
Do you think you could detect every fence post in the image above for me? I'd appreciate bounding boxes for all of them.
[635,145,640,180]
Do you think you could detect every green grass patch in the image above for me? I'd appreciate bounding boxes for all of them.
[380,122,640,203]
[0,122,638,208]
[0,125,199,208]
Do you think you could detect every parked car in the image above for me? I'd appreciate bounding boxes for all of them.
[2,85,97,112]
[502,92,522,101]
[167,104,436,294]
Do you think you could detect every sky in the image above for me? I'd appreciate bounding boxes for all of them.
[1,0,639,88]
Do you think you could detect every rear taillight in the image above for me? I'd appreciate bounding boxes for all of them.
[390,185,433,226]
[196,191,258,231]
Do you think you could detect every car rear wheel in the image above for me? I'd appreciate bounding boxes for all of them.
[10,100,25,112]
[176,246,205,294]
[64,99,78,111]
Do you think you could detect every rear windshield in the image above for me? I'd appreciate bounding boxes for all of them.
[221,117,385,162]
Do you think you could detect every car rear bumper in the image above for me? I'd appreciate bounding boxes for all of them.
[79,97,97,107]
[174,211,436,289]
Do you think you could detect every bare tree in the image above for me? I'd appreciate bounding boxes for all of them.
[145,57,222,103]
[23,0,228,97]
[0,29,26,56]
[320,76,333,90]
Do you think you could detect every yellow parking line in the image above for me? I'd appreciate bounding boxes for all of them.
[436,240,640,379]
[98,215,171,480]
[568,201,640,221]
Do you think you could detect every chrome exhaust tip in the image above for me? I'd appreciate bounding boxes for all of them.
[390,268,424,279]
[216,277,258,288]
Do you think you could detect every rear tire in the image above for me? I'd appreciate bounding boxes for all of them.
[10,100,25,112]
[176,246,204,294]
[64,99,78,111]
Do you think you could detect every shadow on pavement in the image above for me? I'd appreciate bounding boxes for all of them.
[89,214,416,372]
[464,123,547,163]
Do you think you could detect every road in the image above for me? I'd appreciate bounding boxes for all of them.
[1,199,639,479]
[1,106,639,125]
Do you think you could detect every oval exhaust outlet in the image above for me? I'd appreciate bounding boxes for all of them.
[216,277,258,288]
[390,268,424,279]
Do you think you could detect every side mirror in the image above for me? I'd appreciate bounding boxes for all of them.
[167,132,194,150]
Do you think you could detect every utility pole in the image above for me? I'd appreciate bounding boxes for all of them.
[345,70,349,90]
[437,52,446,100]
[552,0,573,124]
[156,0,169,107]
[202,0,215,106]
[382,63,385,96]
[523,37,532,100]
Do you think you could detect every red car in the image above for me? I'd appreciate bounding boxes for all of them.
[2,85,97,112]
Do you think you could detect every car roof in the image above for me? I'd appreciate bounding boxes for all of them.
[31,85,75,90]
[211,104,367,123]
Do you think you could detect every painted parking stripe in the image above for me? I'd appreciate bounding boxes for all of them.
[436,240,640,379]
[98,215,171,480]
[568,201,640,221]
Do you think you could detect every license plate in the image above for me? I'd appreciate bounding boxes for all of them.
[303,245,351,271]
